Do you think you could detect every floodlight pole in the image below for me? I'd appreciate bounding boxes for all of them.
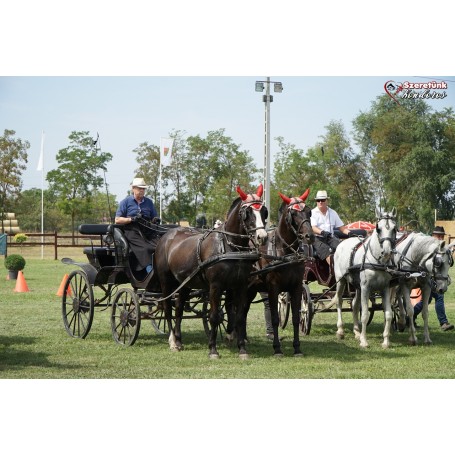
[255,77,282,212]
[264,77,271,212]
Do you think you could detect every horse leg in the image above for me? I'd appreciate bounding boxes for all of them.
[290,286,303,357]
[172,287,188,351]
[234,287,250,360]
[402,286,417,345]
[351,290,361,340]
[381,286,393,349]
[162,285,179,352]
[224,289,236,344]
[208,285,223,359]
[332,279,346,340]
[268,287,283,356]
[359,287,370,348]
[421,286,433,345]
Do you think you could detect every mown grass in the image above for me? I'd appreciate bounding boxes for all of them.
[2,246,455,379]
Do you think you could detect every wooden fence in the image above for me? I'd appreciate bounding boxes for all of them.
[3,232,104,260]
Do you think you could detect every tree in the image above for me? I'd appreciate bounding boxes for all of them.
[133,142,160,204]
[46,131,113,239]
[353,95,455,230]
[0,129,30,233]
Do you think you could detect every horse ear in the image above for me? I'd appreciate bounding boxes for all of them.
[236,185,248,201]
[279,192,291,204]
[256,183,264,198]
[300,188,310,202]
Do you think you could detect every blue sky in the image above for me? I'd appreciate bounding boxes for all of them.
[2,75,454,201]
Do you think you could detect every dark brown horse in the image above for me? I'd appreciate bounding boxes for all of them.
[154,184,268,359]
[245,189,314,356]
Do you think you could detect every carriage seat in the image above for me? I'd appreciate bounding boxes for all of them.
[105,224,130,259]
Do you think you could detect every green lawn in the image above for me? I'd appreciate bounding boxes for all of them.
[1,247,455,379]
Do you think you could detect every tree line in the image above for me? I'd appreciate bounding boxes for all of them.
[1,94,454,235]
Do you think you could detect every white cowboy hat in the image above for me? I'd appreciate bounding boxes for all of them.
[314,190,329,200]
[131,177,148,189]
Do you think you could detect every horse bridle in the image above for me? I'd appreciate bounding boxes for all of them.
[285,203,312,242]
[239,200,267,237]
[376,214,398,247]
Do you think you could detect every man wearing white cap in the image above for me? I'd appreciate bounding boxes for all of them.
[115,177,159,276]
[311,190,350,264]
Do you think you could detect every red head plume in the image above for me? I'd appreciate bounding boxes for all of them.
[300,188,310,202]
[278,192,291,204]
[236,185,248,201]
[256,183,264,198]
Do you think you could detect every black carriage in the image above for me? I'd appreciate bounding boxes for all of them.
[277,228,382,335]
[61,223,228,346]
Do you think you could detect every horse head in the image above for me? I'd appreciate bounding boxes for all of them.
[374,207,398,262]
[235,183,268,245]
[426,240,453,294]
[278,189,314,246]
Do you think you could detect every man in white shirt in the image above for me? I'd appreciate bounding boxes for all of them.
[311,190,350,265]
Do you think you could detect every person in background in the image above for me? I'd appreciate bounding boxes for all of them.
[115,177,159,277]
[311,190,351,265]
[412,226,454,331]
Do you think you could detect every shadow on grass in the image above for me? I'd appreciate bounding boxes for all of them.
[0,335,81,372]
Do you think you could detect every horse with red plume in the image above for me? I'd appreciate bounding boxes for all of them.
[245,188,314,356]
[154,184,268,359]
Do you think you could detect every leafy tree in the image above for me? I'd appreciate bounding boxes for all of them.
[352,95,455,230]
[133,142,160,204]
[46,131,113,239]
[0,129,30,233]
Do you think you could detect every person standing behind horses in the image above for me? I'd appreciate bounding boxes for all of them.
[311,190,350,265]
[115,177,159,275]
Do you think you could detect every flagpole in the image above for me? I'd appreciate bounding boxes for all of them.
[159,137,162,220]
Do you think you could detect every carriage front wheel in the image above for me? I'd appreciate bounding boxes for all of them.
[111,288,141,346]
[62,270,94,339]
[300,283,314,335]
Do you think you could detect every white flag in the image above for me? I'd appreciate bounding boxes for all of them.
[160,137,174,167]
[37,131,45,171]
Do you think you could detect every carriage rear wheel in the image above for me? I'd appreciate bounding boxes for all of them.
[111,288,141,346]
[202,300,228,341]
[62,270,94,339]
[278,292,290,329]
[148,301,174,335]
[300,283,313,335]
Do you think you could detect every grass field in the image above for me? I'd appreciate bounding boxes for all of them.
[2,246,454,453]
[2,246,455,379]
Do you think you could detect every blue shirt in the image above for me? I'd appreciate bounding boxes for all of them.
[116,195,158,221]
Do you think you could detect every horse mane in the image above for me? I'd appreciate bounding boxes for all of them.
[408,232,440,263]
[226,197,241,216]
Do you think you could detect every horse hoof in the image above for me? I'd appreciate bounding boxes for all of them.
[209,353,220,359]
[239,353,249,360]
[274,352,284,358]
[381,343,389,349]
[294,352,304,357]
[398,323,406,332]
[336,332,345,340]
[424,340,433,346]
[408,339,417,346]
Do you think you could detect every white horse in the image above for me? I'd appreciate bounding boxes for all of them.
[392,232,453,345]
[332,208,397,348]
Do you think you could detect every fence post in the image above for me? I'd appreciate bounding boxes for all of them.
[54,231,58,260]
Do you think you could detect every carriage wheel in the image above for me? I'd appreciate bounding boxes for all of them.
[300,283,314,336]
[202,300,228,341]
[278,292,290,329]
[147,300,175,335]
[62,270,94,339]
[111,288,141,346]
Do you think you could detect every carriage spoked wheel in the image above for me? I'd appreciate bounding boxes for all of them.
[147,300,174,335]
[278,292,290,329]
[299,283,314,335]
[202,299,228,341]
[62,270,94,339]
[111,288,141,346]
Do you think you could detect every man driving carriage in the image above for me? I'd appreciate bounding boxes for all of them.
[311,190,351,265]
[115,177,160,277]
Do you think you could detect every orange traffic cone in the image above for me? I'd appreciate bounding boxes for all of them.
[56,274,72,296]
[14,271,30,293]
